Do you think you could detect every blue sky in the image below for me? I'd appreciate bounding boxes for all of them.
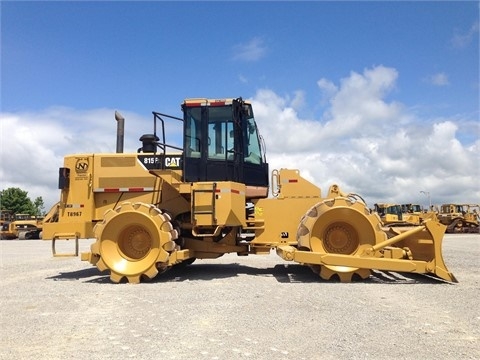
[1,1,479,210]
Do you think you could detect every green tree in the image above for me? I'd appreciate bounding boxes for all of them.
[33,196,45,216]
[0,187,36,215]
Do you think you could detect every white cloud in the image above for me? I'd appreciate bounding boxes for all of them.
[251,65,479,207]
[238,74,248,83]
[317,78,338,105]
[425,72,450,86]
[251,89,323,152]
[450,21,480,48]
[1,66,478,213]
[290,90,306,110]
[232,37,267,62]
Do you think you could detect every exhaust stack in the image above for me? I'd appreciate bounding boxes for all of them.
[115,111,125,153]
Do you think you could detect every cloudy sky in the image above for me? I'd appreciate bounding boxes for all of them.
[1,1,479,212]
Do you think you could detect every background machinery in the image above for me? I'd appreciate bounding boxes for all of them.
[1,213,43,240]
[43,98,456,283]
[401,203,438,224]
[373,203,437,227]
[0,210,14,227]
[437,204,479,233]
[374,203,407,225]
[373,203,422,226]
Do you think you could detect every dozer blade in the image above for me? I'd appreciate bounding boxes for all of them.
[384,220,457,283]
[280,220,457,282]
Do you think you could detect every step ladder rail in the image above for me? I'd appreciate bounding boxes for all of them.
[191,182,217,225]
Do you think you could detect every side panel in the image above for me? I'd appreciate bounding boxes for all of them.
[92,154,158,218]
[251,197,321,247]
[43,153,180,240]
[192,181,246,227]
[250,169,323,247]
[43,154,96,239]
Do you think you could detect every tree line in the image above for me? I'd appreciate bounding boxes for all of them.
[0,187,45,217]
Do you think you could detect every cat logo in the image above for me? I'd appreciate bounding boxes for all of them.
[137,155,182,170]
[165,156,181,167]
[75,158,89,174]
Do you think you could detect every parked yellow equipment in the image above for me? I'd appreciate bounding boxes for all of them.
[437,204,479,233]
[374,203,419,226]
[0,210,14,227]
[401,203,438,224]
[43,98,456,283]
[374,203,406,225]
[374,203,436,227]
[1,214,43,240]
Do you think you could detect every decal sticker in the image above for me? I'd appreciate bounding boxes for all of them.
[74,157,90,180]
[137,155,182,170]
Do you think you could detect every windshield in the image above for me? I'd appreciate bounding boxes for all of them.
[184,106,202,158]
[184,102,265,164]
[208,106,234,161]
[244,110,263,165]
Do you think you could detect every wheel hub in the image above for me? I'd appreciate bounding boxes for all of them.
[323,222,359,254]
[118,226,152,260]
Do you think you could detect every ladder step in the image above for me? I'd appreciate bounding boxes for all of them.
[52,233,80,257]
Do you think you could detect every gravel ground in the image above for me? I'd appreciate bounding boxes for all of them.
[0,234,479,360]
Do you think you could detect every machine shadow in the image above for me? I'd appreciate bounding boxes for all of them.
[46,261,452,285]
[47,267,111,283]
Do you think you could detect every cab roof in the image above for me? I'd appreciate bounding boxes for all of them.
[183,98,251,107]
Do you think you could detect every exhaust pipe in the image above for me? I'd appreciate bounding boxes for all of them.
[115,111,125,153]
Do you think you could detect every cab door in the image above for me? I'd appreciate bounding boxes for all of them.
[182,99,268,188]
[183,103,239,183]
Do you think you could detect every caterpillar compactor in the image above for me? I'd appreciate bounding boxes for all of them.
[43,98,456,283]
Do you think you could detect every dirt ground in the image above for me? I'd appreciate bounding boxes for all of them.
[0,234,479,360]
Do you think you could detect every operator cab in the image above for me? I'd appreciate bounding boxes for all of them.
[182,98,269,195]
[138,98,269,197]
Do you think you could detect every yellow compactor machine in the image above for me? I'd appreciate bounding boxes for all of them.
[43,98,456,283]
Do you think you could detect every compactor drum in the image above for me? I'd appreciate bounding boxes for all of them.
[90,202,178,283]
[297,197,387,282]
[43,98,456,283]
